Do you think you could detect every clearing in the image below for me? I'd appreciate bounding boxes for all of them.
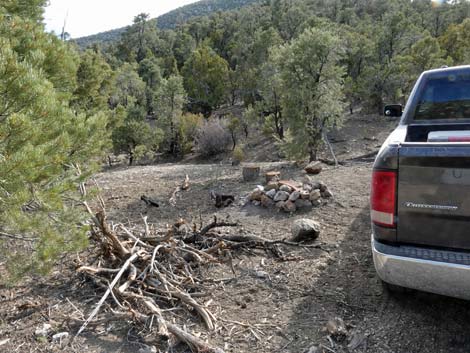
[2,114,470,353]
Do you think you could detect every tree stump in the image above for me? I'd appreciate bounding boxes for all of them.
[242,166,260,182]
[265,171,281,184]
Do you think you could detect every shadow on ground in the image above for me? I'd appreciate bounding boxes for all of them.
[285,206,470,353]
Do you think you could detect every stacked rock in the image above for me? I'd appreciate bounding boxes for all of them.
[249,178,333,213]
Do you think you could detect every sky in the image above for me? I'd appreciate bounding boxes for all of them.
[44,0,199,38]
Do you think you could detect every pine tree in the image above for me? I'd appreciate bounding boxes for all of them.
[0,1,108,279]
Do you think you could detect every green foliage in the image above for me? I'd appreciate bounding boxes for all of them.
[110,63,146,107]
[178,113,204,155]
[440,18,470,65]
[232,145,245,163]
[71,49,114,114]
[273,27,345,161]
[0,2,107,279]
[111,104,163,165]
[182,45,229,116]
[154,75,187,154]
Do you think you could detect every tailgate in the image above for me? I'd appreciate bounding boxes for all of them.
[398,145,470,250]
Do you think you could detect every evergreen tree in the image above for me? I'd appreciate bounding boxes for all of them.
[182,45,229,116]
[0,0,107,279]
[273,28,345,161]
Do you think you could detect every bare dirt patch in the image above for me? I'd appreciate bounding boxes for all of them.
[3,115,470,353]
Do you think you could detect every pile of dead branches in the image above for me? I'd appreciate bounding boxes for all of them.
[76,207,240,352]
[76,177,326,352]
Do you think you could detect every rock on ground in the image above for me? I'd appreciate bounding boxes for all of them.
[291,219,321,241]
[274,191,290,202]
[305,161,322,175]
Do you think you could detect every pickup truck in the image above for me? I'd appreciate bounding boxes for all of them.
[371,65,470,299]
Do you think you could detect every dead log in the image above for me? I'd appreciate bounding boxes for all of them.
[210,191,235,208]
[141,195,160,208]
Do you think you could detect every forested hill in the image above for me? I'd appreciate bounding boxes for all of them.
[74,0,260,48]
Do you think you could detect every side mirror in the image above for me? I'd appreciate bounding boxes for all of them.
[384,104,403,117]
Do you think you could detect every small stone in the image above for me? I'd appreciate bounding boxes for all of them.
[325,317,348,340]
[295,199,313,209]
[265,189,277,199]
[35,323,52,338]
[274,191,290,202]
[300,191,310,199]
[305,346,321,353]
[302,183,313,192]
[289,191,300,202]
[311,181,322,190]
[321,188,333,198]
[52,332,69,343]
[260,195,275,208]
[305,161,322,175]
[312,199,322,207]
[291,219,320,241]
[253,200,261,206]
[319,182,328,192]
[265,182,280,191]
[282,200,297,213]
[303,175,313,184]
[255,270,269,279]
[275,201,286,209]
[309,190,321,202]
[250,189,264,201]
[279,185,293,193]
[138,345,158,353]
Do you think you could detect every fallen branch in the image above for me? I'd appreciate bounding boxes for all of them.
[170,174,190,207]
[75,251,141,338]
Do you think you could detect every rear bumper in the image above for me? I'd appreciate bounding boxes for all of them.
[372,236,470,300]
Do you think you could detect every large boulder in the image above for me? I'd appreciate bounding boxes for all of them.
[291,219,321,242]
[305,161,322,175]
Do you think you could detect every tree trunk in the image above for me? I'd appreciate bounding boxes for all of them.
[231,132,236,151]
[309,149,317,162]
[242,166,260,182]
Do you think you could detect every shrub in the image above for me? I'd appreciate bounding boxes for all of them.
[195,119,231,157]
[232,145,245,163]
[178,113,204,155]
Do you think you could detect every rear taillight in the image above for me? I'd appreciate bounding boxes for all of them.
[371,170,397,228]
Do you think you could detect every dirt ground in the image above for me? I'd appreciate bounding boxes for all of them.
[3,114,470,353]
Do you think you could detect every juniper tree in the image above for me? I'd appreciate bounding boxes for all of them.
[272,28,345,161]
[0,1,107,279]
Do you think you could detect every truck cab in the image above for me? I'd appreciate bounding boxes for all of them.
[371,65,470,299]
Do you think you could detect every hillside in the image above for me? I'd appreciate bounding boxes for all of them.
[74,0,260,48]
